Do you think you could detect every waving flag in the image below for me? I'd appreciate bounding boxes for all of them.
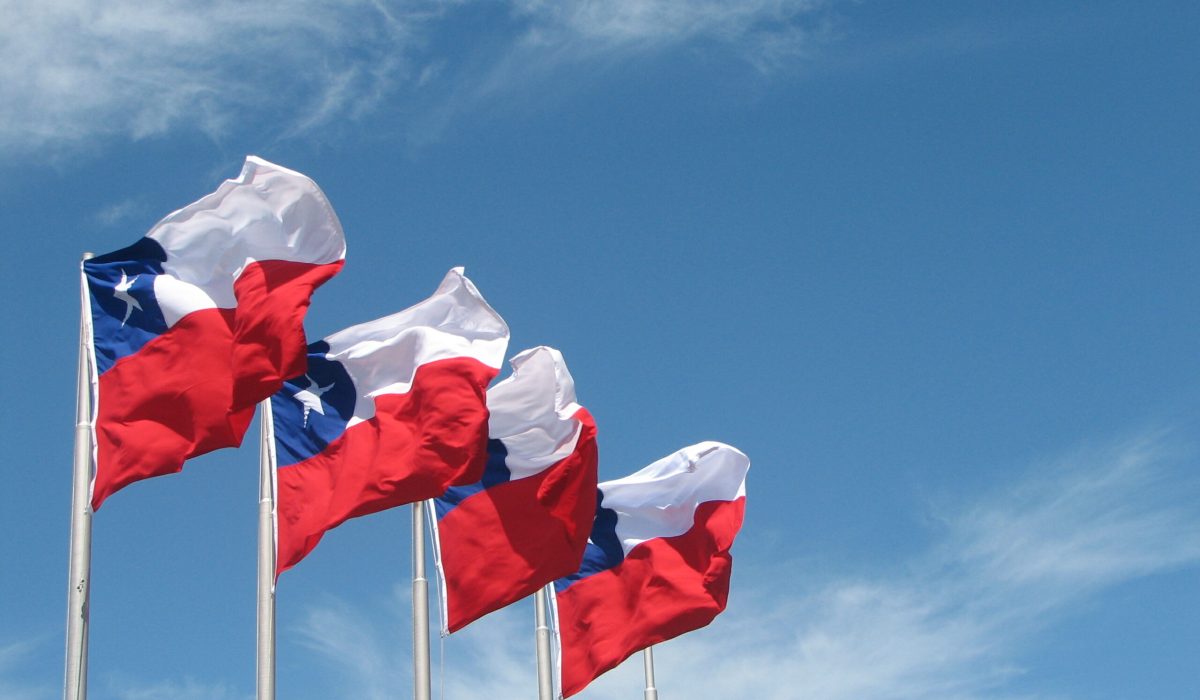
[430,346,598,634]
[271,268,509,576]
[550,442,749,698]
[84,157,346,509]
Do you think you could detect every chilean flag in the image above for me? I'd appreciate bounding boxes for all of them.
[430,346,598,634]
[271,268,509,576]
[550,442,749,698]
[84,156,346,509]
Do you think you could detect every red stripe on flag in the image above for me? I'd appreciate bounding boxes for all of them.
[440,410,598,633]
[91,259,341,510]
[275,357,498,576]
[92,307,252,510]
[231,258,345,410]
[557,497,745,698]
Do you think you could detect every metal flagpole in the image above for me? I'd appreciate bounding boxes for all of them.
[412,501,432,700]
[642,647,659,700]
[64,253,94,700]
[534,585,554,700]
[256,399,277,700]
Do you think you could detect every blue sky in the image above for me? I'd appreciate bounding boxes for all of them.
[2,1,1198,698]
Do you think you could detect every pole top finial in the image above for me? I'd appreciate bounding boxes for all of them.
[82,252,94,261]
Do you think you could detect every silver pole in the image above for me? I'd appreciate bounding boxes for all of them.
[256,399,277,700]
[642,647,659,700]
[412,501,431,700]
[64,253,94,700]
[534,585,554,700]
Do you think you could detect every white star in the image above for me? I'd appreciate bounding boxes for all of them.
[293,375,336,428]
[113,270,142,327]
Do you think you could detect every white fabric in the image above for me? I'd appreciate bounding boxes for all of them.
[320,268,509,427]
[148,155,347,310]
[487,346,584,479]
[152,274,219,327]
[601,442,749,556]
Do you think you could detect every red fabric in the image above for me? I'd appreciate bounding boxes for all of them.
[91,259,341,510]
[440,409,598,633]
[92,308,249,509]
[275,357,498,576]
[557,497,746,698]
[231,258,344,409]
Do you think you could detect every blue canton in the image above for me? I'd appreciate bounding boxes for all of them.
[554,489,624,592]
[85,238,169,375]
[272,341,357,467]
[434,439,513,520]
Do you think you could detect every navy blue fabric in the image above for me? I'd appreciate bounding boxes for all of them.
[434,439,512,520]
[271,341,357,467]
[84,237,169,375]
[554,489,623,593]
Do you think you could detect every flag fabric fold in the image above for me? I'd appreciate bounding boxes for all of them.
[84,156,346,509]
[271,268,509,576]
[430,346,598,634]
[550,442,749,698]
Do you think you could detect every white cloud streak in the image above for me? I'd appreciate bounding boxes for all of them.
[105,677,250,700]
[513,0,827,67]
[0,0,429,154]
[294,431,1199,699]
[0,639,53,700]
[93,198,150,228]
[582,432,1200,700]
[0,0,831,156]
[291,587,409,700]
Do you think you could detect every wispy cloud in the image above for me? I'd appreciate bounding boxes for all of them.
[580,431,1200,700]
[292,586,409,700]
[294,430,1199,699]
[0,0,432,154]
[946,433,1200,594]
[400,0,836,147]
[93,198,151,228]
[0,1,833,157]
[0,638,52,700]
[512,0,830,68]
[105,676,250,700]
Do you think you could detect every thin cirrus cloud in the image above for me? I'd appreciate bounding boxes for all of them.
[402,0,830,144]
[624,433,1200,700]
[0,639,51,700]
[292,430,1198,699]
[92,198,151,229]
[0,639,249,700]
[105,677,249,700]
[0,0,426,154]
[511,0,828,66]
[291,589,409,700]
[0,1,831,157]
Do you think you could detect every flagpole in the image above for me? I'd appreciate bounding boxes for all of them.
[413,501,431,700]
[256,399,277,700]
[535,585,554,700]
[64,253,94,700]
[642,647,659,700]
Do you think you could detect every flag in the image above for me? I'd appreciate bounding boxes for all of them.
[430,346,598,634]
[84,156,346,509]
[271,268,509,576]
[550,442,749,697]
